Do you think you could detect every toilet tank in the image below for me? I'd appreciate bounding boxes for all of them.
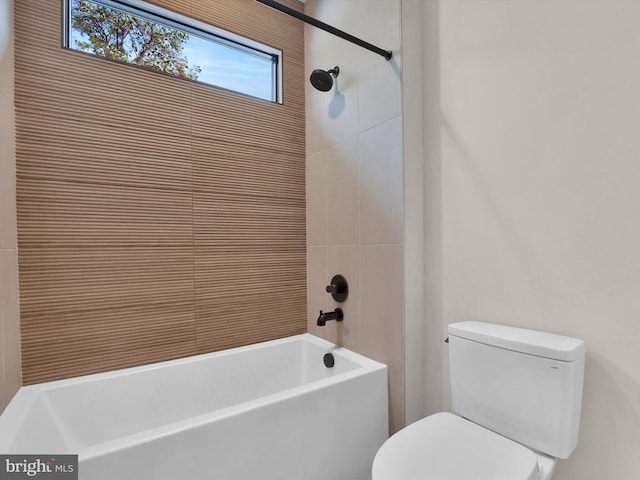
[448,321,585,459]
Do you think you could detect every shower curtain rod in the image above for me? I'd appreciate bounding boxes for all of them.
[255,0,393,61]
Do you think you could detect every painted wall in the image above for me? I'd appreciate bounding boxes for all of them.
[423,1,640,478]
[0,0,21,413]
[304,0,405,433]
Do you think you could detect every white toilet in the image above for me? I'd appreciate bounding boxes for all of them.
[372,321,585,480]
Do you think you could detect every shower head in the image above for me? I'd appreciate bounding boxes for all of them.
[310,66,340,92]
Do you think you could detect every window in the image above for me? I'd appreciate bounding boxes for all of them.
[64,0,282,102]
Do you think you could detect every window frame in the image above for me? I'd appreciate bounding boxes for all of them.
[63,0,283,103]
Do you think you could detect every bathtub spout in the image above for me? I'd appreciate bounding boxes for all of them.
[317,308,344,326]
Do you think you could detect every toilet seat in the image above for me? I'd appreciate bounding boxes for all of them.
[372,412,540,480]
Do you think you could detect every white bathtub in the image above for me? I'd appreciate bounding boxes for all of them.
[0,334,388,480]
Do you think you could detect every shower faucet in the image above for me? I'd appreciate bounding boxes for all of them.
[325,274,348,302]
[317,308,343,326]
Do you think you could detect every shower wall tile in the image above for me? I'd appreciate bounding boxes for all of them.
[306,38,359,152]
[193,247,306,300]
[17,179,194,249]
[196,293,305,352]
[305,0,405,430]
[0,95,16,250]
[192,137,304,200]
[328,245,360,352]
[307,246,329,339]
[15,48,193,139]
[321,41,359,149]
[304,0,359,59]
[0,27,13,103]
[355,0,402,133]
[0,249,21,411]
[0,0,20,413]
[18,246,195,317]
[359,116,403,245]
[305,85,327,156]
[14,0,306,383]
[360,245,403,371]
[308,0,359,32]
[193,192,305,248]
[354,0,387,26]
[191,85,303,156]
[327,137,359,246]
[21,303,195,384]
[0,0,15,251]
[388,366,405,435]
[17,113,193,192]
[304,21,333,74]
[306,151,327,246]
[0,1,13,150]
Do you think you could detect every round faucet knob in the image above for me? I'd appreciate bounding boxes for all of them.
[325,274,348,302]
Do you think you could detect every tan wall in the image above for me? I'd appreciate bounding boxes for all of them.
[14,0,306,384]
[423,1,640,478]
[304,0,405,434]
[0,0,21,413]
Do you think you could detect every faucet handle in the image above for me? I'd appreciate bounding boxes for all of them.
[325,274,348,302]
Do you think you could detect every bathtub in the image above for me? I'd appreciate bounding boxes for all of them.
[0,334,388,480]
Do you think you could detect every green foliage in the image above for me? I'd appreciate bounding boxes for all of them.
[71,0,201,80]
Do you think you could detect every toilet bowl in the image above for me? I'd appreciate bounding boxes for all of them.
[372,321,585,480]
[372,412,556,480]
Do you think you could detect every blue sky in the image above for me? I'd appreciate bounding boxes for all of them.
[182,35,273,101]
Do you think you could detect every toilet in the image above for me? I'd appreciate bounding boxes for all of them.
[372,321,585,480]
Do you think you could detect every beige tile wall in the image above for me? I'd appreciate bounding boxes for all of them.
[0,0,21,413]
[304,0,405,434]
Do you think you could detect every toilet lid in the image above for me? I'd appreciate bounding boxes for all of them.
[372,412,540,480]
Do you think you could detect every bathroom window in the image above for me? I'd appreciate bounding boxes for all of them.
[64,0,282,102]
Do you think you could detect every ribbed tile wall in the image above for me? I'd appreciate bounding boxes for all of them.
[15,0,306,384]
